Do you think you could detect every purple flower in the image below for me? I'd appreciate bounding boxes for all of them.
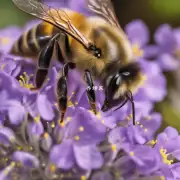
[0,2,179,179]
[0,26,21,53]
[154,24,180,71]
[135,59,167,102]
[125,20,158,59]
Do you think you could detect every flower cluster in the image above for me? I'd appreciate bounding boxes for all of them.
[0,1,179,180]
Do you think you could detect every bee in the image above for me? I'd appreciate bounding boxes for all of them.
[11,0,144,125]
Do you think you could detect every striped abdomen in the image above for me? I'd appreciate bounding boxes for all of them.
[11,22,59,57]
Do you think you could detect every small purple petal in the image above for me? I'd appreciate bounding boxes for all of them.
[171,163,180,179]
[40,133,53,152]
[125,20,149,46]
[108,127,128,150]
[64,107,106,145]
[12,151,39,168]
[27,121,44,136]
[157,54,179,71]
[23,93,39,118]
[37,93,55,121]
[0,127,16,144]
[50,140,75,170]
[126,145,160,175]
[6,100,26,125]
[154,24,176,53]
[164,126,179,139]
[74,145,104,170]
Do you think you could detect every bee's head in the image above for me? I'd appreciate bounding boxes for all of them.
[101,62,144,111]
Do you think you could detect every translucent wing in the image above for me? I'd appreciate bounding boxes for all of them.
[12,0,91,49]
[87,0,121,28]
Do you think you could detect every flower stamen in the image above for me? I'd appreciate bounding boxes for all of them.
[79,126,84,132]
[0,37,10,45]
[160,148,173,165]
[132,43,144,58]
[81,175,87,180]
[34,115,40,123]
[49,164,56,173]
[129,151,134,156]
[18,72,34,89]
[74,135,80,141]
[111,144,117,151]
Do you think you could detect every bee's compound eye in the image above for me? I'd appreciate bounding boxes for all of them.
[95,48,101,58]
[122,71,130,76]
[89,44,102,58]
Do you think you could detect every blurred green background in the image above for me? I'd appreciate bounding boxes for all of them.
[1,0,180,130]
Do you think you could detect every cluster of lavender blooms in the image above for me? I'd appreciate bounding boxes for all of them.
[0,1,180,180]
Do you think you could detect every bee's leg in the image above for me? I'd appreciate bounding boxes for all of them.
[126,90,135,125]
[32,33,61,90]
[84,70,97,114]
[57,62,76,123]
[55,32,72,63]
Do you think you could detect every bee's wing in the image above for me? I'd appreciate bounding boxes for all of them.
[87,0,121,28]
[12,0,91,49]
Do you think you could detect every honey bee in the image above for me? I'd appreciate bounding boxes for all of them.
[11,0,144,125]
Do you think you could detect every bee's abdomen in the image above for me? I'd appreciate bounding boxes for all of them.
[11,22,59,57]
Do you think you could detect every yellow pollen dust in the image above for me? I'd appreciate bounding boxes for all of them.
[67,100,74,107]
[1,64,6,70]
[111,144,117,152]
[160,148,173,165]
[140,125,143,128]
[160,176,165,180]
[96,112,101,119]
[66,116,72,122]
[43,132,49,139]
[150,140,157,145]
[132,43,144,58]
[126,114,133,121]
[19,72,34,89]
[51,122,55,128]
[144,128,148,132]
[34,115,40,123]
[49,164,56,173]
[74,135,80,141]
[136,121,140,125]
[129,151,134,156]
[101,120,105,124]
[3,162,15,175]
[114,171,120,177]
[81,175,87,180]
[79,126,84,132]
[67,92,78,108]
[17,146,22,150]
[0,37,10,45]
[58,121,65,127]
